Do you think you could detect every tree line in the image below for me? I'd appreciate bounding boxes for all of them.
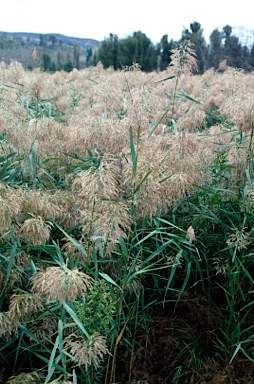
[1,23,253,73]
[94,22,254,73]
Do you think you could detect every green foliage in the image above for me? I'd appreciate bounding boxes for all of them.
[204,105,228,129]
[159,34,176,71]
[73,44,80,69]
[121,31,158,71]
[19,93,64,121]
[2,23,254,73]
[181,21,207,73]
[98,31,158,71]
[74,280,115,334]
[0,38,20,50]
[0,133,46,187]
[41,52,57,72]
[96,22,254,73]
[98,33,120,70]
[27,64,33,71]
[41,52,52,71]
[86,48,93,67]
[63,52,73,72]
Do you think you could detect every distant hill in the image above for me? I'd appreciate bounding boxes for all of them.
[0,31,101,49]
[0,31,101,70]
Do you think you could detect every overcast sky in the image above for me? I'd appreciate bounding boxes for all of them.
[1,0,254,44]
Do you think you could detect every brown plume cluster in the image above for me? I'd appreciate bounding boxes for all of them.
[0,53,253,257]
[1,48,254,381]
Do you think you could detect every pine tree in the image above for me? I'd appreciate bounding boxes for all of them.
[97,34,119,69]
[209,28,223,68]
[41,52,51,71]
[159,35,175,70]
[181,22,207,73]
[73,44,80,69]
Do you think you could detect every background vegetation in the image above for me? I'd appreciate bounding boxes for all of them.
[0,31,100,71]
[1,21,254,73]
[1,41,254,383]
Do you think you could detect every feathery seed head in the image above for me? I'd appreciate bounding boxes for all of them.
[186,226,196,243]
[29,313,58,344]
[19,215,52,245]
[0,312,19,338]
[9,292,43,320]
[213,259,228,276]
[227,228,251,250]
[72,154,122,201]
[32,266,93,303]
[169,40,197,77]
[7,372,40,384]
[65,332,109,370]
[170,172,194,201]
[61,237,92,263]
[87,199,131,240]
[0,184,22,235]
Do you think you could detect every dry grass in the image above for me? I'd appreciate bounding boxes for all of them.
[1,54,254,383]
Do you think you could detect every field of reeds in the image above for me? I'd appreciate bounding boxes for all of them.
[1,43,254,383]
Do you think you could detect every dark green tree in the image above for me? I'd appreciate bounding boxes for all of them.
[222,25,246,68]
[242,45,251,70]
[98,31,157,71]
[181,21,207,73]
[86,48,93,67]
[119,36,138,67]
[249,43,254,69]
[39,34,45,47]
[119,31,157,71]
[209,28,223,68]
[181,28,192,41]
[98,33,120,70]
[48,35,56,45]
[50,61,57,72]
[41,52,52,71]
[159,35,175,70]
[91,50,98,66]
[57,51,62,70]
[190,21,201,34]
[73,44,80,69]
[159,34,170,71]
[63,52,73,72]
[132,31,157,71]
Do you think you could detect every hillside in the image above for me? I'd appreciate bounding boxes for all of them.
[0,31,101,70]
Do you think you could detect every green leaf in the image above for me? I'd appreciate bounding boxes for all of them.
[45,336,59,383]
[129,126,137,176]
[58,319,65,368]
[176,91,203,104]
[63,302,90,339]
[163,250,183,302]
[0,242,17,303]
[156,75,176,83]
[53,221,88,258]
[99,272,122,291]
[28,142,37,181]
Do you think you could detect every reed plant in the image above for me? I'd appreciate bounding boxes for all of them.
[1,49,254,383]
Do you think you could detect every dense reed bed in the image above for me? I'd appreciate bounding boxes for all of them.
[1,45,254,383]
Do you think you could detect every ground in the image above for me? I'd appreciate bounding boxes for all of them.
[116,296,254,383]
